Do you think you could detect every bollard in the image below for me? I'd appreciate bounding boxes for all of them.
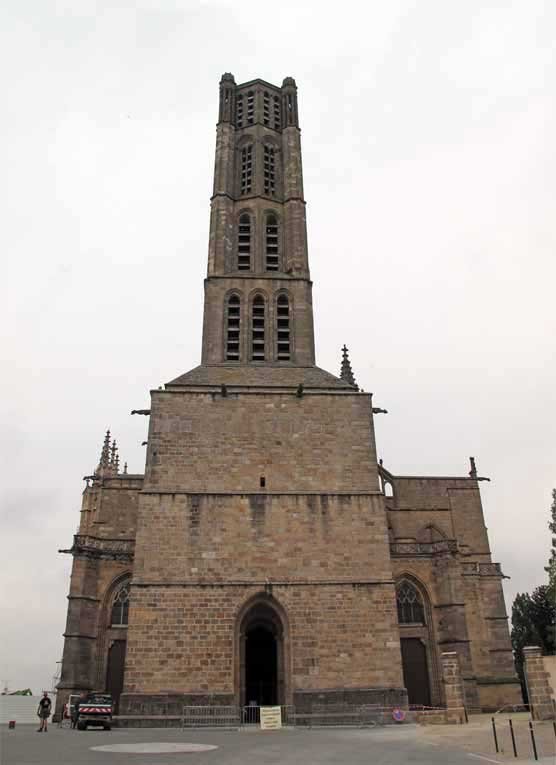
[508,719,517,758]
[491,717,499,753]
[529,720,538,761]
[8,721,16,729]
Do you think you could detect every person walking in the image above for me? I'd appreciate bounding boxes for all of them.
[37,692,52,732]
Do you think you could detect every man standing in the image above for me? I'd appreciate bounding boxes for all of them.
[37,692,52,732]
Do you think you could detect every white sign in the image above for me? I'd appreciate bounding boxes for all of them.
[260,706,282,730]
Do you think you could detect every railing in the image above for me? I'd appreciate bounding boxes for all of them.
[390,540,458,557]
[59,535,135,562]
[461,562,503,576]
[241,705,295,726]
[182,706,241,729]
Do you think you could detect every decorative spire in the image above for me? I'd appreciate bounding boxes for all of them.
[110,439,118,467]
[469,456,477,479]
[123,462,128,475]
[340,345,358,389]
[98,429,111,471]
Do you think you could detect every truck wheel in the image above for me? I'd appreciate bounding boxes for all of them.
[104,725,111,731]
[77,722,86,731]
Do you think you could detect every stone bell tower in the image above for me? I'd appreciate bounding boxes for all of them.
[202,73,315,367]
[118,74,405,717]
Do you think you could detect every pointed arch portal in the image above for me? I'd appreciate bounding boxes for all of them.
[238,599,286,708]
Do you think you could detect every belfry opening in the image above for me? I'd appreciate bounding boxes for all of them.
[240,601,285,708]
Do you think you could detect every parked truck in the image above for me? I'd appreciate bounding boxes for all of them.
[76,692,113,730]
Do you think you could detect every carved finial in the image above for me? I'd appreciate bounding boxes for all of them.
[469,457,477,479]
[123,462,128,475]
[110,439,117,465]
[340,345,358,389]
[97,429,111,473]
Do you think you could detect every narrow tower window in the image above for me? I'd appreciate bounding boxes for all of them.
[251,295,266,361]
[236,94,244,128]
[273,95,281,129]
[263,91,270,125]
[240,145,253,195]
[246,91,254,124]
[226,294,241,361]
[264,144,276,195]
[265,214,279,271]
[276,294,291,360]
[237,213,251,270]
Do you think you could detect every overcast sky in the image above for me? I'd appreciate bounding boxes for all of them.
[2,0,555,696]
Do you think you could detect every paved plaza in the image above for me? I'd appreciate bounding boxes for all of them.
[1,718,554,765]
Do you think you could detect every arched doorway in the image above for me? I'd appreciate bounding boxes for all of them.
[238,599,287,708]
[396,578,435,707]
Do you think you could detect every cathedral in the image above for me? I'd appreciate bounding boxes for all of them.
[56,73,521,722]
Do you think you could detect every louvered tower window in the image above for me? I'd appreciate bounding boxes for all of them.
[264,145,276,195]
[396,581,425,625]
[265,214,279,271]
[276,294,290,360]
[273,95,281,129]
[226,294,241,361]
[240,146,253,195]
[246,91,254,124]
[236,94,244,127]
[251,296,266,361]
[237,213,251,270]
[263,91,270,125]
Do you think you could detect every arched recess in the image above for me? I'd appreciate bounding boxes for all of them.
[416,524,447,544]
[234,594,290,708]
[95,573,132,713]
[395,574,439,707]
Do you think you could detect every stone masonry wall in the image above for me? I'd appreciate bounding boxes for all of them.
[144,390,379,493]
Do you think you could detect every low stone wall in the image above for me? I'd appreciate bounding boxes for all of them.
[415,707,467,725]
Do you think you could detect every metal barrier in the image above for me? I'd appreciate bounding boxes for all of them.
[182,706,240,729]
[241,705,295,726]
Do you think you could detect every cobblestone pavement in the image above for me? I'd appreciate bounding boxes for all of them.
[1,719,554,765]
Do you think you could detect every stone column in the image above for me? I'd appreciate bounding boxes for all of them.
[440,651,467,723]
[523,646,555,720]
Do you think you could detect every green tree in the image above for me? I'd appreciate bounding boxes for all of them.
[545,489,556,600]
[511,586,556,702]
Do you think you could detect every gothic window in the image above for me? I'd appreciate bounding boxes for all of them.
[276,294,291,361]
[236,94,244,128]
[240,146,253,195]
[264,144,276,195]
[265,214,279,271]
[251,295,266,361]
[237,213,251,270]
[396,581,425,625]
[246,90,254,124]
[263,91,270,126]
[110,581,130,627]
[226,294,241,361]
[273,95,281,130]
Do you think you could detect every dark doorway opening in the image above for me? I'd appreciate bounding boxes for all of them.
[400,637,431,707]
[239,600,286,710]
[106,640,126,713]
[245,625,278,706]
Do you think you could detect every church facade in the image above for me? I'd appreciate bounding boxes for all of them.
[56,74,521,720]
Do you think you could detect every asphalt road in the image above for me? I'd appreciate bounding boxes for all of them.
[1,724,551,765]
